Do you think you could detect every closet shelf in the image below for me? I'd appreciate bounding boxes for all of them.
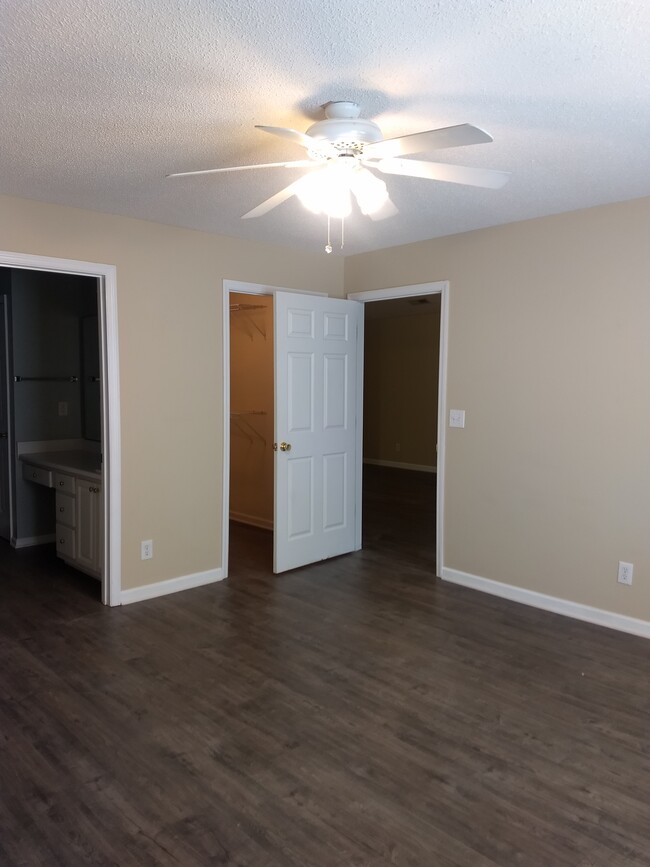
[230,303,267,339]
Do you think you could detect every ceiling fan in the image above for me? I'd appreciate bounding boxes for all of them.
[168,101,510,248]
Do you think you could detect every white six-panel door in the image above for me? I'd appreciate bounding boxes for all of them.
[273,291,361,573]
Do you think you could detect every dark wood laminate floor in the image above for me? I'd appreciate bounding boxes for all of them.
[1,467,650,866]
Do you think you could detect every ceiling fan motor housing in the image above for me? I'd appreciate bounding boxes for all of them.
[306,101,383,153]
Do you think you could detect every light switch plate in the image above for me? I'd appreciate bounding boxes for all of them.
[449,409,466,428]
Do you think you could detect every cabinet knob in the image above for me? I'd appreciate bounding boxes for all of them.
[59,506,64,512]
[59,538,64,545]
[59,480,64,486]
[33,472,37,478]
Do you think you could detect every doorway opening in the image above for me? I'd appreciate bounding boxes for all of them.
[0,250,120,606]
[348,281,448,576]
[362,294,441,572]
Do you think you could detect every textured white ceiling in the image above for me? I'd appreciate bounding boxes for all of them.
[1,0,649,255]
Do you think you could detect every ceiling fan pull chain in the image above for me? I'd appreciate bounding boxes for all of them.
[341,215,345,250]
[325,214,332,254]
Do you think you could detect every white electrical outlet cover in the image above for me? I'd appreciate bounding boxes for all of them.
[617,561,633,585]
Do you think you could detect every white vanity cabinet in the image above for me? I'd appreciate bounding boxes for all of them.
[54,471,102,579]
[21,450,103,580]
[73,478,102,576]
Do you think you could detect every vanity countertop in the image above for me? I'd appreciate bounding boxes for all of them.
[20,450,102,480]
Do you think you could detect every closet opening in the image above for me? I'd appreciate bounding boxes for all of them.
[227,290,274,574]
[224,281,363,578]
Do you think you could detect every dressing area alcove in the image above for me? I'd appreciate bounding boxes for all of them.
[0,266,103,586]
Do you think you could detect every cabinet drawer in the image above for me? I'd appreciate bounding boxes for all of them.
[54,472,75,494]
[22,462,53,488]
[56,492,76,528]
[56,524,75,559]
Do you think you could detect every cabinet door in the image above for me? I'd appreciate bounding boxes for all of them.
[76,481,102,575]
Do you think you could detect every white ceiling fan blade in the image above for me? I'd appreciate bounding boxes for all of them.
[255,125,335,156]
[241,179,307,219]
[167,160,316,178]
[367,157,511,189]
[368,197,399,221]
[363,123,493,159]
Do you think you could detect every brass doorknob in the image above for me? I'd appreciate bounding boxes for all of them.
[279,442,291,452]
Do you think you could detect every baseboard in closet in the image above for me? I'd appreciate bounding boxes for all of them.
[363,458,436,473]
[230,512,274,531]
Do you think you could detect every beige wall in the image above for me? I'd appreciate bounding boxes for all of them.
[229,292,273,527]
[0,194,344,590]
[364,308,440,467]
[4,190,650,626]
[346,197,650,621]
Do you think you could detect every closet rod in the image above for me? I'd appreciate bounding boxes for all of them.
[230,410,266,417]
[230,303,266,312]
[14,375,79,383]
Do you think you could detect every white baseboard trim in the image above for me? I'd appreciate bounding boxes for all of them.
[120,567,225,605]
[13,534,56,548]
[230,512,274,531]
[441,567,650,640]
[363,458,437,474]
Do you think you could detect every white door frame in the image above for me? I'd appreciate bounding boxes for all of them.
[221,279,327,577]
[347,281,449,576]
[0,296,13,542]
[0,250,121,606]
